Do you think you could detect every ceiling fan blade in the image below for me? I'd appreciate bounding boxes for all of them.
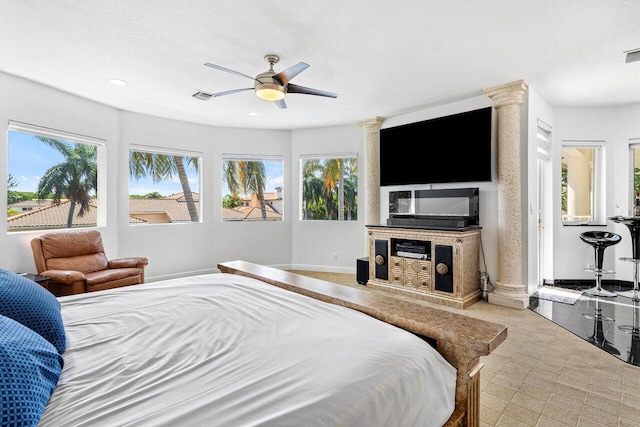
[204,63,256,81]
[273,62,310,85]
[275,99,287,109]
[286,83,338,98]
[211,88,253,97]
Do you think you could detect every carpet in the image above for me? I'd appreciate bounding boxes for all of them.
[530,286,583,305]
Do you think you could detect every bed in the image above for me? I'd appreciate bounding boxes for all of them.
[0,261,507,427]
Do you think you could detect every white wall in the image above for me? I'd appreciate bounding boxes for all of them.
[290,125,365,273]
[118,112,293,280]
[0,72,120,273]
[552,107,620,281]
[6,70,584,292]
[607,103,640,282]
[0,72,294,280]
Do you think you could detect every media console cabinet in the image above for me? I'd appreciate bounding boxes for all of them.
[366,225,482,309]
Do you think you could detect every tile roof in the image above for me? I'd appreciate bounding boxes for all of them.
[227,205,282,221]
[7,200,98,230]
[7,193,282,230]
[129,198,199,222]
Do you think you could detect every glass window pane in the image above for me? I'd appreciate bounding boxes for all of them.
[300,156,358,221]
[221,157,283,221]
[7,129,100,232]
[561,146,595,224]
[129,149,201,224]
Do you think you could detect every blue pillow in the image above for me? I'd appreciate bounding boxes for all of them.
[0,269,66,353]
[0,314,63,427]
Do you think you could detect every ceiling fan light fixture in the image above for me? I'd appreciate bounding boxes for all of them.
[255,84,285,101]
[256,87,285,101]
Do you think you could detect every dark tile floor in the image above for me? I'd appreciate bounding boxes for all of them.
[529,281,640,367]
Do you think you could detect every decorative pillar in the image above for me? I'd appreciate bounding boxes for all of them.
[358,117,385,252]
[484,80,529,309]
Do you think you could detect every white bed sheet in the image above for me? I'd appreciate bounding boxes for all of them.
[40,273,456,427]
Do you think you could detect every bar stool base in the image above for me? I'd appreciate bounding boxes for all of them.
[583,287,617,297]
[616,290,640,301]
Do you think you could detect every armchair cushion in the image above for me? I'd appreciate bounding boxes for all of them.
[85,268,143,286]
[0,269,66,354]
[108,257,149,269]
[40,270,86,285]
[46,253,108,274]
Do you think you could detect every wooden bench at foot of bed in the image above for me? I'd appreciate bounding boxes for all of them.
[218,260,508,427]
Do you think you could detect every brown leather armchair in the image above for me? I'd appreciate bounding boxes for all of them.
[31,229,149,297]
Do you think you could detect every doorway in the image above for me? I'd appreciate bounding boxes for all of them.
[536,120,552,287]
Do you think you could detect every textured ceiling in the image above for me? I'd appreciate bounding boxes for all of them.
[2,1,640,130]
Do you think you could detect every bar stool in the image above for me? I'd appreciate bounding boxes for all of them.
[579,231,622,297]
[609,216,640,300]
[618,299,640,364]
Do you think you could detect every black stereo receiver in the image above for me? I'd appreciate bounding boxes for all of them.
[392,239,431,260]
[396,242,427,254]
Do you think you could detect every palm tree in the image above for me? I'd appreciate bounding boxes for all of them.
[301,159,324,219]
[342,158,358,220]
[7,173,20,205]
[322,158,345,220]
[129,151,199,222]
[36,137,97,228]
[223,160,268,219]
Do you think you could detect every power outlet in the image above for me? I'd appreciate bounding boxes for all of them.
[332,253,337,261]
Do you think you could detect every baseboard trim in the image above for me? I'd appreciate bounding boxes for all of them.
[552,278,633,290]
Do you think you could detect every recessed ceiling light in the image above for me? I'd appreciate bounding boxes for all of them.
[109,79,128,86]
[248,112,259,117]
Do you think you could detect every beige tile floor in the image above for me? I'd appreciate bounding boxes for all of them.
[288,270,640,427]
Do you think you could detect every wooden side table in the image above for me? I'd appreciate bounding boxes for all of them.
[19,273,51,291]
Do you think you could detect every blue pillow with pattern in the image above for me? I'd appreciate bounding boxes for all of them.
[0,314,63,427]
[0,269,66,354]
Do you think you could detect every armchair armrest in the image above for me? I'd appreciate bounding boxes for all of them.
[40,270,86,285]
[109,257,149,269]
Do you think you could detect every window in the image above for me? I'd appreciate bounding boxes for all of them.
[129,146,201,225]
[7,121,105,232]
[300,155,358,221]
[221,155,283,221]
[561,142,604,225]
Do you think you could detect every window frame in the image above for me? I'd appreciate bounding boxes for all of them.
[221,154,284,222]
[7,121,107,232]
[560,140,605,226]
[128,144,203,226]
[629,140,640,215]
[299,153,358,222]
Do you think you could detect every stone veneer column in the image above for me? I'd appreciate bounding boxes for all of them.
[484,80,529,309]
[357,117,385,228]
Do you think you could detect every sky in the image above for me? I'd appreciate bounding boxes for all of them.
[8,131,284,198]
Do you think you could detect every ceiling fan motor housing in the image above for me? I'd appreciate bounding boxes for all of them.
[255,70,286,100]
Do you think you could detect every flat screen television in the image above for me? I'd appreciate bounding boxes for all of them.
[379,107,493,186]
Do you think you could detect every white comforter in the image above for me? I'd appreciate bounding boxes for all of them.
[40,273,456,427]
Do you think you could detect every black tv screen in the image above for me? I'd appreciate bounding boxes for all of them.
[380,107,493,186]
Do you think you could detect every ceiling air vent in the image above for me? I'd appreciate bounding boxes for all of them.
[192,91,213,101]
[625,49,640,63]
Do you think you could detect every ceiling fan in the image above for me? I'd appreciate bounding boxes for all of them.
[202,54,338,109]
